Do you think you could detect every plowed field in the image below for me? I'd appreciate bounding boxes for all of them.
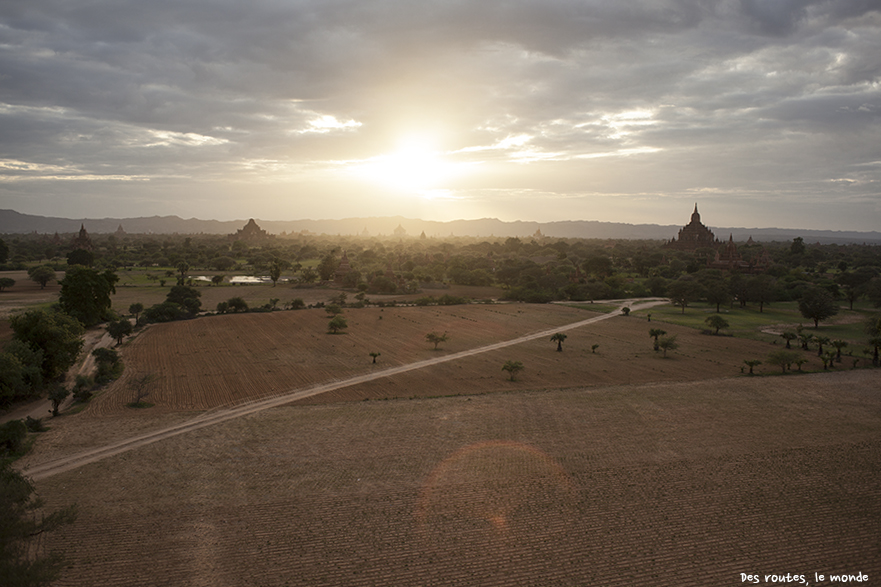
[33,370,881,587]
[86,303,798,416]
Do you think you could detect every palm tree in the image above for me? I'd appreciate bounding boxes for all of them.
[780,331,797,349]
[815,336,830,357]
[550,333,567,352]
[369,352,381,364]
[649,328,667,351]
[831,340,848,363]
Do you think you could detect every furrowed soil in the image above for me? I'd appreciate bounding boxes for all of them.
[33,370,880,587]
[14,303,881,586]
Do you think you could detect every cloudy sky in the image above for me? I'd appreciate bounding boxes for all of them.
[1,0,879,231]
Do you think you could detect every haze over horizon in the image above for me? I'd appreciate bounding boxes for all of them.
[1,1,879,231]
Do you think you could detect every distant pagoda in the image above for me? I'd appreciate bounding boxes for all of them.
[230,218,270,242]
[666,204,719,250]
[70,224,94,251]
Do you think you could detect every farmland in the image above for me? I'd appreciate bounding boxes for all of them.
[27,368,881,587]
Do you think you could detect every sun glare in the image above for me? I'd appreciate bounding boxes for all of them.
[349,136,472,193]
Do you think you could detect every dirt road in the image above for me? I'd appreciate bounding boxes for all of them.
[22,299,665,480]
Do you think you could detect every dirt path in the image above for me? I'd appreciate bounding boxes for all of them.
[22,300,665,480]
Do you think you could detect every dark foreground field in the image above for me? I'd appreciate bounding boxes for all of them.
[35,369,879,587]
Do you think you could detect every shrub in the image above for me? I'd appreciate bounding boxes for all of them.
[25,416,47,433]
[0,419,27,455]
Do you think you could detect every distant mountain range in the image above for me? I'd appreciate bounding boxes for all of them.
[2,209,879,245]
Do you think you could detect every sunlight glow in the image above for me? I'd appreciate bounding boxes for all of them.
[348,136,474,191]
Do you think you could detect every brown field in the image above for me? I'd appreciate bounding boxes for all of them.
[28,369,880,587]
[9,302,881,586]
[80,303,814,417]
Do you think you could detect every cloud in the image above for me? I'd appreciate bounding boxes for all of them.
[0,0,879,230]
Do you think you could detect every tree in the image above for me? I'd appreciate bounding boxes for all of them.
[325,304,343,316]
[0,238,8,264]
[831,340,848,363]
[0,460,77,586]
[58,267,118,326]
[798,287,838,328]
[66,248,94,267]
[747,275,777,313]
[129,373,156,407]
[426,332,448,350]
[47,383,69,417]
[591,344,600,353]
[128,303,144,326]
[767,349,799,373]
[288,298,306,310]
[211,275,225,286]
[175,261,189,285]
[550,333,567,352]
[0,278,14,292]
[165,285,201,316]
[317,254,339,281]
[704,315,729,335]
[649,328,667,352]
[106,319,133,345]
[27,266,56,290]
[9,310,84,380]
[814,336,830,357]
[703,278,732,312]
[502,360,524,381]
[327,315,348,334]
[226,297,248,313]
[369,352,381,364]
[780,331,797,349]
[657,335,678,358]
[743,359,762,375]
[667,278,705,314]
[269,258,289,287]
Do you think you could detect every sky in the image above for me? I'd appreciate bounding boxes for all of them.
[1,0,879,232]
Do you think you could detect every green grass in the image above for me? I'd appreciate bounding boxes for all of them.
[634,300,878,345]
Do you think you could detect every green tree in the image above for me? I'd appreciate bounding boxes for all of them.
[780,331,797,349]
[747,274,777,313]
[426,332,448,350]
[704,315,729,335]
[657,335,679,358]
[26,266,56,290]
[550,333,567,352]
[369,352,381,364]
[831,340,848,363]
[0,238,8,264]
[175,261,190,285]
[66,248,94,267]
[106,319,133,346]
[502,360,524,381]
[667,278,705,314]
[798,287,839,328]
[743,359,762,375]
[269,258,289,287]
[58,267,118,326]
[0,278,14,292]
[0,460,77,586]
[9,310,84,380]
[47,383,69,417]
[767,349,799,373]
[165,285,201,316]
[649,328,667,352]
[128,303,144,326]
[317,254,339,281]
[327,315,348,334]
[226,297,248,313]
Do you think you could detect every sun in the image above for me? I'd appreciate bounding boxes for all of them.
[349,136,470,192]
